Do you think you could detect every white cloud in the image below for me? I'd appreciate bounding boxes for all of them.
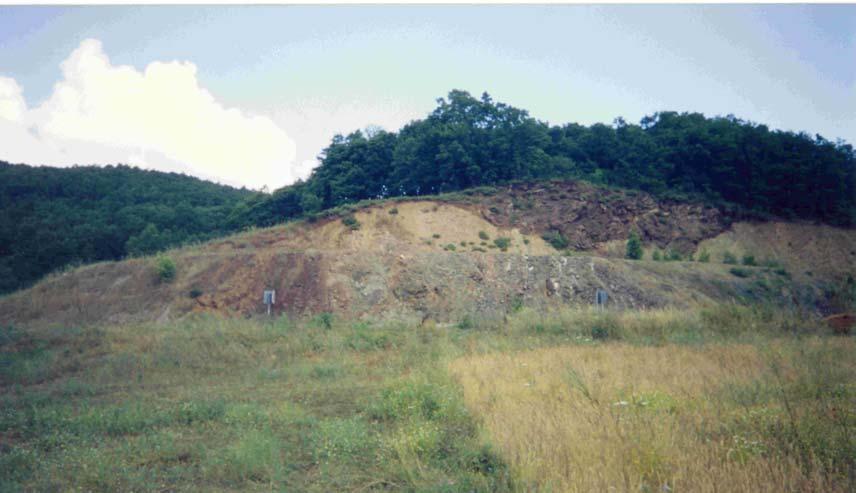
[273,97,426,174]
[0,77,26,121]
[0,39,298,190]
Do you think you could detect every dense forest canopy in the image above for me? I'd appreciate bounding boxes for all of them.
[0,162,254,294]
[244,90,856,228]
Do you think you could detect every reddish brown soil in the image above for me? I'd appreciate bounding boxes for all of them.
[450,181,729,253]
[824,313,854,335]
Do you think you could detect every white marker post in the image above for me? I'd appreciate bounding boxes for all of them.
[595,289,608,312]
[263,289,276,316]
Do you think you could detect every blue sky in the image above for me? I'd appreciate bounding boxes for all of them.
[1,5,854,189]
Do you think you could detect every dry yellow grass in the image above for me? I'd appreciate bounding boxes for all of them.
[450,339,855,492]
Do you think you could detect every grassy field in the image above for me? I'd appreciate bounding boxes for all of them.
[0,305,853,492]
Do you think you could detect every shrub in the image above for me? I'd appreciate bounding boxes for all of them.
[464,444,507,477]
[432,233,441,239]
[369,381,444,421]
[155,256,176,283]
[493,237,511,251]
[723,251,738,264]
[188,288,203,299]
[478,231,489,241]
[312,312,334,330]
[666,249,682,261]
[523,238,530,245]
[625,230,643,260]
[590,316,621,340]
[457,316,474,330]
[742,254,756,266]
[444,244,457,251]
[542,230,569,250]
[652,250,661,261]
[342,215,361,230]
[729,267,752,278]
[697,250,710,262]
[388,207,398,215]
[591,325,610,340]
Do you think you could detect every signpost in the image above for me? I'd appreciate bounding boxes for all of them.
[595,289,608,311]
[263,289,276,316]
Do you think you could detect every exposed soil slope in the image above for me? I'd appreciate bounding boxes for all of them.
[1,181,854,328]
[448,181,730,253]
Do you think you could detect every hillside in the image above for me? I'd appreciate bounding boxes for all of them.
[4,90,855,299]
[2,180,854,329]
[242,90,856,230]
[0,162,256,294]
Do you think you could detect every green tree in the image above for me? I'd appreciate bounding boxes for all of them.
[126,223,164,256]
[625,230,643,260]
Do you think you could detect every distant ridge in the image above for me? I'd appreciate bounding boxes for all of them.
[0,161,255,294]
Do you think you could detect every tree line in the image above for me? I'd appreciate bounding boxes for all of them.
[0,162,254,294]
[242,90,855,228]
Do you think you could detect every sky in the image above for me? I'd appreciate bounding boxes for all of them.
[1,5,855,190]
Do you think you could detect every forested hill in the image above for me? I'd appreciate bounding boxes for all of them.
[242,90,856,229]
[0,162,255,294]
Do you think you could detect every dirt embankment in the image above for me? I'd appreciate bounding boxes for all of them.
[0,247,819,329]
[1,181,853,328]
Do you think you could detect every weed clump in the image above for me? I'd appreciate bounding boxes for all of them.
[216,430,282,482]
[341,215,360,230]
[723,251,738,264]
[478,231,490,241]
[542,230,569,250]
[312,417,373,463]
[493,237,511,251]
[312,312,334,330]
[666,249,682,261]
[590,315,621,340]
[154,255,176,283]
[457,316,474,330]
